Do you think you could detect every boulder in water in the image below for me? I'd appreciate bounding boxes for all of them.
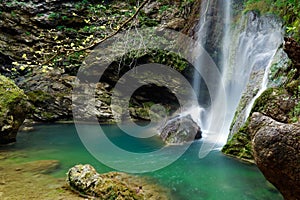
[67,164,169,200]
[159,114,202,144]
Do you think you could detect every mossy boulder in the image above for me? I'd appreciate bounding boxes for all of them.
[222,86,298,161]
[67,164,169,200]
[0,75,30,144]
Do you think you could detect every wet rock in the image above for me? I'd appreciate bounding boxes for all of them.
[67,164,169,200]
[249,112,300,200]
[0,75,31,144]
[159,114,201,144]
[72,82,116,123]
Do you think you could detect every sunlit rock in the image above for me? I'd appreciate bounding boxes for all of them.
[249,112,300,199]
[67,164,169,200]
[159,114,201,144]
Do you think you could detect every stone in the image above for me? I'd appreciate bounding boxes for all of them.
[165,18,186,30]
[249,112,300,199]
[0,75,30,144]
[284,37,300,69]
[67,164,169,200]
[159,114,201,144]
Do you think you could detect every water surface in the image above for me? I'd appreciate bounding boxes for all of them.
[2,124,283,200]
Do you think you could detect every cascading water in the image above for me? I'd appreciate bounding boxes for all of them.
[161,0,283,154]
[192,0,232,146]
[192,0,211,104]
[193,3,283,145]
[227,12,283,138]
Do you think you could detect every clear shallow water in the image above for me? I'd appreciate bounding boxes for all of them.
[2,124,283,200]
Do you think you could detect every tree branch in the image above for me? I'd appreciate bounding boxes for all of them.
[42,0,150,65]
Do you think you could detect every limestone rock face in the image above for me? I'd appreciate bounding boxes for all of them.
[0,75,30,144]
[0,0,194,123]
[249,112,300,200]
[67,164,169,200]
[159,114,201,144]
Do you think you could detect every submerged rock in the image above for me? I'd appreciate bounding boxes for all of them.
[249,112,300,199]
[67,164,169,200]
[159,114,201,144]
[0,75,30,144]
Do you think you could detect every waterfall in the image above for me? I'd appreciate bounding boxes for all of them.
[227,12,283,138]
[161,1,283,158]
[244,53,276,119]
[192,0,211,102]
[193,0,232,147]
[193,2,283,148]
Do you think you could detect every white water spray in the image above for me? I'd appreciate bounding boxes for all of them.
[193,4,283,147]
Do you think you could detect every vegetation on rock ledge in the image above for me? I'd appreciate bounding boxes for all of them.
[244,0,300,41]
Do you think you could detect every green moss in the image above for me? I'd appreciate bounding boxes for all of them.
[289,101,300,123]
[26,90,53,104]
[244,1,270,14]
[0,75,27,116]
[222,120,253,160]
[120,49,189,72]
[251,88,274,114]
[286,79,300,95]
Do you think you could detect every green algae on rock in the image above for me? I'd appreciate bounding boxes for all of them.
[0,75,30,144]
[67,164,169,200]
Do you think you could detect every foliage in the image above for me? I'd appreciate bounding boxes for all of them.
[290,101,300,122]
[244,0,300,41]
[48,12,60,19]
[8,0,192,77]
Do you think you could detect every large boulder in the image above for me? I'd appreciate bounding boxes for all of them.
[159,114,201,144]
[249,112,300,199]
[0,75,30,144]
[67,164,169,200]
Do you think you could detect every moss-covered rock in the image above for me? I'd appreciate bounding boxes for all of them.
[67,164,169,200]
[223,36,300,161]
[222,121,253,161]
[0,75,30,144]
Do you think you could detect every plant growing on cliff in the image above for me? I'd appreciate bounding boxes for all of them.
[244,0,300,41]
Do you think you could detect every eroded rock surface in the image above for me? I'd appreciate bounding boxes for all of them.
[249,112,300,200]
